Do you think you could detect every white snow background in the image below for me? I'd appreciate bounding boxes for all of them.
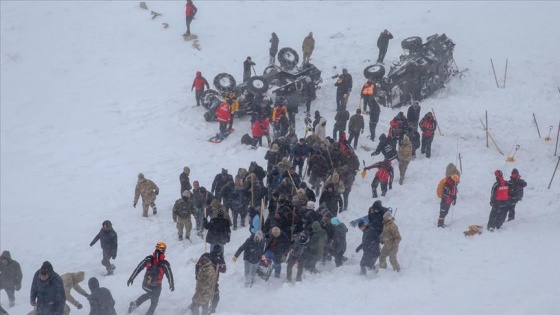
[1,1,560,315]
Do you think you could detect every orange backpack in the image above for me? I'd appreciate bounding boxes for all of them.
[436,177,447,198]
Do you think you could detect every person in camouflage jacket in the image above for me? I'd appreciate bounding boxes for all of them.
[0,251,22,307]
[61,272,88,314]
[190,255,217,315]
[397,135,413,185]
[173,190,195,241]
[379,212,401,272]
[133,173,159,217]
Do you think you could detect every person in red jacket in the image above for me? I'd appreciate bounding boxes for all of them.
[419,112,437,158]
[487,170,511,231]
[191,71,209,107]
[216,100,231,139]
[438,174,459,227]
[184,0,197,36]
[251,118,264,148]
[260,114,272,147]
[364,159,394,198]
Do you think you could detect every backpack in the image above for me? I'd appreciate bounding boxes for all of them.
[241,133,253,145]
[436,177,447,198]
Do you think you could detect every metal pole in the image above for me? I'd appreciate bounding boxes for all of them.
[548,157,560,189]
[555,119,560,157]
[533,113,542,138]
[502,58,508,88]
[485,111,489,148]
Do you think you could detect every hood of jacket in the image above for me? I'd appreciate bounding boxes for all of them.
[0,250,12,262]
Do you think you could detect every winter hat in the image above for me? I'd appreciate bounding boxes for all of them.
[271,144,279,152]
[331,217,341,226]
[299,182,308,189]
[76,271,85,283]
[332,172,340,183]
[217,208,225,217]
[102,220,112,229]
[314,110,321,119]
[88,277,100,291]
[138,173,145,179]
[182,190,191,198]
[297,189,305,195]
[183,166,190,174]
[511,168,519,179]
[200,187,207,194]
[40,261,53,276]
[379,133,387,141]
[494,170,503,178]
[212,244,222,254]
[221,168,228,175]
[272,227,281,237]
[372,200,383,210]
[383,211,392,221]
[248,206,258,216]
[356,108,361,114]
[254,230,264,241]
[306,201,316,210]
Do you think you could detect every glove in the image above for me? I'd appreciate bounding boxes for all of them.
[170,285,174,292]
[127,279,133,286]
[77,304,83,310]
[15,284,21,291]
[133,202,137,208]
[30,300,37,307]
[155,190,159,196]
[89,242,94,247]
[389,183,392,190]
[361,130,364,134]
[85,293,90,298]
[232,257,237,263]
[355,247,360,253]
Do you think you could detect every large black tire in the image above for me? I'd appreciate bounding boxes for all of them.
[263,65,281,75]
[401,37,423,52]
[246,76,269,94]
[213,73,237,92]
[200,89,222,110]
[363,64,386,80]
[277,47,299,70]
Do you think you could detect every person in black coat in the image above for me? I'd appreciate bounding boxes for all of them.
[179,166,192,195]
[286,231,311,282]
[368,200,389,236]
[372,133,398,161]
[196,246,226,313]
[300,182,316,202]
[329,217,348,267]
[407,102,421,131]
[355,221,380,276]
[203,209,231,253]
[318,184,343,217]
[264,227,291,278]
[89,220,118,275]
[376,29,393,63]
[211,169,234,201]
[269,33,279,65]
[507,168,528,221]
[233,231,265,287]
[334,75,351,110]
[243,57,255,82]
[229,181,250,230]
[303,80,317,114]
[333,108,350,140]
[30,261,66,315]
[292,138,310,176]
[369,99,381,141]
[87,277,116,315]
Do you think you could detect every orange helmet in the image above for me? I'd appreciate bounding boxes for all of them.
[155,241,167,252]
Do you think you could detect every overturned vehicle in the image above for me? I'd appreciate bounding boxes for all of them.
[364,33,463,108]
[202,47,322,122]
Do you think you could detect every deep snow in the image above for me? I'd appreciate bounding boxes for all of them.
[1,1,560,315]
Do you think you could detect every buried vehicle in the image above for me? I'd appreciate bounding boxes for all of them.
[364,33,465,108]
[202,47,322,122]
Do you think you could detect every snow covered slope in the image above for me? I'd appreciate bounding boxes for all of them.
[1,1,559,314]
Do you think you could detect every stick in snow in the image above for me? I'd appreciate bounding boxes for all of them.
[490,59,500,88]
[480,118,504,155]
[548,156,560,189]
[533,113,542,138]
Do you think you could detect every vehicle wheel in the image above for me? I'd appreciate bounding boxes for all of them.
[263,65,281,75]
[246,76,269,94]
[401,37,423,52]
[200,89,222,110]
[277,47,299,70]
[363,64,386,80]
[213,73,237,93]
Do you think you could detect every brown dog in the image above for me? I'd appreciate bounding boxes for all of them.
[463,225,483,236]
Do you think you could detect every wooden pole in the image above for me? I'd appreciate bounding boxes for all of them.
[260,198,265,230]
[502,58,508,88]
[458,153,463,173]
[548,157,560,189]
[485,111,489,148]
[490,59,500,88]
[431,107,443,136]
[533,113,542,138]
[554,119,560,157]
[480,118,504,155]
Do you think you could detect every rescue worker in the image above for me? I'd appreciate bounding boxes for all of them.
[133,173,159,217]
